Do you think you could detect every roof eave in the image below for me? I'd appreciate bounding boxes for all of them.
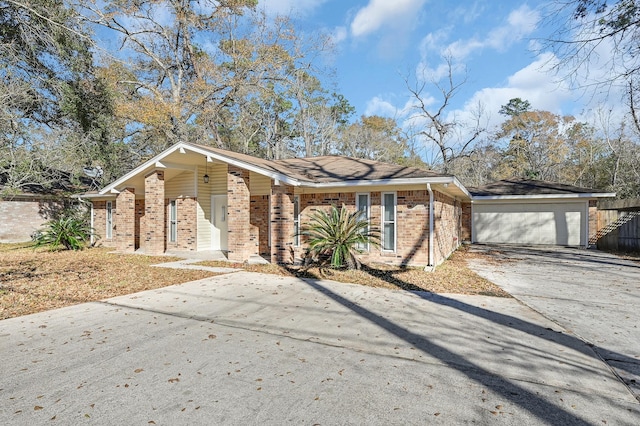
[98,142,302,195]
[471,192,616,201]
[300,175,471,197]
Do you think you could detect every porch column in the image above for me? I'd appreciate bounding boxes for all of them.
[115,187,135,253]
[270,182,295,264]
[227,165,252,262]
[144,170,165,255]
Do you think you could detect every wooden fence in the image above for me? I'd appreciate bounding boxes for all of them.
[595,198,640,252]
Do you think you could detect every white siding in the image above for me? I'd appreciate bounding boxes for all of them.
[250,172,272,195]
[165,170,196,198]
[197,163,227,250]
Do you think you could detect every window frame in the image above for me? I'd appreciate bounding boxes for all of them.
[169,199,178,243]
[356,193,370,251]
[381,192,397,252]
[106,201,113,240]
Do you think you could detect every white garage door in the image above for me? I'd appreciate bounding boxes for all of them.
[473,202,587,246]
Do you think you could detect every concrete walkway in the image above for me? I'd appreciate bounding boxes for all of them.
[467,245,640,402]
[2,270,639,425]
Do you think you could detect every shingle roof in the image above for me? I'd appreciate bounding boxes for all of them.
[275,156,445,183]
[468,178,603,196]
[191,144,447,183]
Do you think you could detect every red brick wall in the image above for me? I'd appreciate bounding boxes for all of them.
[297,190,437,266]
[461,202,471,243]
[143,170,165,255]
[271,183,295,263]
[135,199,144,250]
[227,166,254,261]
[115,188,136,252]
[166,197,197,251]
[92,200,115,247]
[433,190,462,265]
[0,197,64,243]
[250,195,270,257]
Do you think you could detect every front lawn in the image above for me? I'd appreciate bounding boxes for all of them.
[0,244,218,320]
[0,243,509,321]
[199,246,511,297]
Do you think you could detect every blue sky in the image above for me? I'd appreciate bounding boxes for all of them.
[260,0,619,134]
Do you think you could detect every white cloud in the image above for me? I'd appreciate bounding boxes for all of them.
[331,26,348,45]
[350,0,427,37]
[364,96,400,117]
[420,4,540,64]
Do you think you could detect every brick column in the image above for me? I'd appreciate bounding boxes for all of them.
[115,188,135,252]
[144,170,165,255]
[227,166,252,262]
[270,182,295,264]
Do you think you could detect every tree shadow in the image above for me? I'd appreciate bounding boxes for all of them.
[299,277,596,424]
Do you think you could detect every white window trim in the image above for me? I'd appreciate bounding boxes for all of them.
[381,192,397,252]
[356,192,370,251]
[169,199,178,243]
[106,201,113,240]
[293,195,300,247]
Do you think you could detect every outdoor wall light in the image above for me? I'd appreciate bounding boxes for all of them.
[203,157,209,183]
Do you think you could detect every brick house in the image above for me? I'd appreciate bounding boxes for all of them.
[78,142,470,267]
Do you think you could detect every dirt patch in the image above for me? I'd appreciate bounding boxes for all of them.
[0,244,218,320]
[198,246,511,298]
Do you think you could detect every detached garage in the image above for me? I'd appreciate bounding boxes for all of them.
[469,179,615,247]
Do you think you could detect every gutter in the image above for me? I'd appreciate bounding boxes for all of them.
[426,183,435,271]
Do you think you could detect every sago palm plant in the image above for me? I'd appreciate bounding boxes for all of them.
[300,204,379,269]
[33,215,94,251]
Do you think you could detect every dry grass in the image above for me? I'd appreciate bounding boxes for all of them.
[198,246,511,298]
[1,243,509,321]
[0,244,217,320]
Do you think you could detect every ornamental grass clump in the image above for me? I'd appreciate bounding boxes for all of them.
[300,204,379,270]
[33,215,94,251]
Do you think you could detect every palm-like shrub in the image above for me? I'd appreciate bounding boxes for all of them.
[300,205,379,269]
[33,216,93,251]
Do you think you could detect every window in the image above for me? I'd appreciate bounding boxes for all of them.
[356,193,370,251]
[106,201,113,239]
[293,195,300,246]
[381,192,396,251]
[169,199,177,243]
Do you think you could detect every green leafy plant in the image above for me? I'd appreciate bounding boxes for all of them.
[32,216,94,251]
[299,204,379,270]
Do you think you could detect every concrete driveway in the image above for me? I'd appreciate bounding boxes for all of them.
[2,270,639,425]
[467,245,640,403]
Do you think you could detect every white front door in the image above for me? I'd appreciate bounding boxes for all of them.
[211,195,228,250]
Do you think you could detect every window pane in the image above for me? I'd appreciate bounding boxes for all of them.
[293,196,299,217]
[383,223,394,251]
[383,194,394,221]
